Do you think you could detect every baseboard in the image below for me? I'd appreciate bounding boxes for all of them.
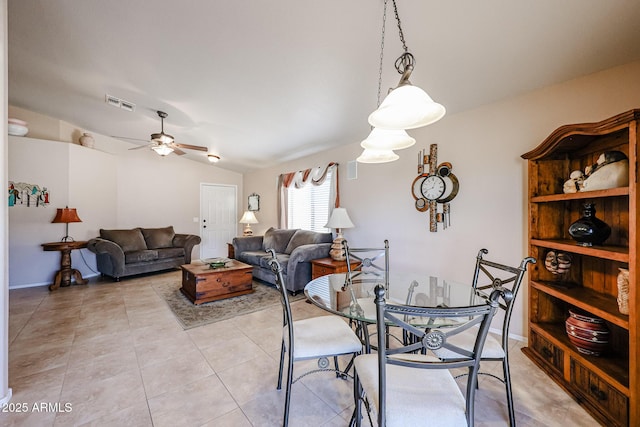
[9,273,100,290]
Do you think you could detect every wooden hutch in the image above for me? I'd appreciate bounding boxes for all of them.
[521,109,639,426]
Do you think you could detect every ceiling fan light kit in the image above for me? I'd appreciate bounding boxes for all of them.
[151,144,174,156]
[357,0,445,164]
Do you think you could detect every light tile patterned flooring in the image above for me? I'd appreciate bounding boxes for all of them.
[4,271,599,426]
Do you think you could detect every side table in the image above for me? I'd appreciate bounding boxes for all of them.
[42,240,88,291]
[311,257,359,280]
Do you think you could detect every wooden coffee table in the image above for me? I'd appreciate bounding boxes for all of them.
[180,260,253,305]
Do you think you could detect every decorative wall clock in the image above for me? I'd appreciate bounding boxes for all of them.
[411,144,459,232]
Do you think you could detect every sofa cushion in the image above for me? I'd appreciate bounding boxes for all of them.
[238,250,270,266]
[262,227,297,253]
[284,230,332,254]
[258,253,290,274]
[141,226,176,249]
[125,249,158,264]
[156,247,185,260]
[100,228,147,252]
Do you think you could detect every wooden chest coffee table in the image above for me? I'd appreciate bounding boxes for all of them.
[180,260,253,305]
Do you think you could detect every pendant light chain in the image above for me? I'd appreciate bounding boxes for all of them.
[392,0,407,53]
[391,0,414,75]
[376,0,388,108]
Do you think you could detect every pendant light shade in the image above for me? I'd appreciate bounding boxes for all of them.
[368,84,446,130]
[356,148,399,164]
[360,127,416,151]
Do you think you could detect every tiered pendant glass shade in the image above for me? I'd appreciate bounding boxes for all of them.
[360,127,416,150]
[356,148,399,163]
[368,85,446,130]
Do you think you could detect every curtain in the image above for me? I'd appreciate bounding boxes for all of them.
[277,162,339,229]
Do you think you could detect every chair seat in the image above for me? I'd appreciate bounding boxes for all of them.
[354,354,468,427]
[291,316,362,360]
[432,328,505,360]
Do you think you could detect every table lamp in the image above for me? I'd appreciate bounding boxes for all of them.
[52,206,82,242]
[324,207,355,261]
[239,211,258,236]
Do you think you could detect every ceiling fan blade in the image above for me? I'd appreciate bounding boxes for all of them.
[172,147,187,156]
[173,143,208,152]
[112,135,149,142]
[128,143,153,150]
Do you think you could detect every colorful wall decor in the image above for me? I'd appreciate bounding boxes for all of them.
[8,181,50,207]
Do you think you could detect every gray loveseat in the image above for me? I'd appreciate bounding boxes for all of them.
[232,227,332,294]
[87,226,201,280]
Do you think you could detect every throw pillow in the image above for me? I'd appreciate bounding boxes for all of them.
[284,230,332,254]
[262,227,298,253]
[141,226,176,249]
[100,228,147,252]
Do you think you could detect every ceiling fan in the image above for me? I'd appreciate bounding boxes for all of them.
[121,110,208,156]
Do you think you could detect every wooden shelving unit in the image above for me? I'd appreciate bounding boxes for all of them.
[521,109,640,427]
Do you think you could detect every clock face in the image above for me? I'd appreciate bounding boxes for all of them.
[421,175,446,201]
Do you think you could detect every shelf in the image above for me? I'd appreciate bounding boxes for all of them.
[531,187,629,203]
[531,280,629,329]
[531,322,629,391]
[531,239,629,262]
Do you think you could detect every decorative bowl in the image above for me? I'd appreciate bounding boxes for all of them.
[565,309,609,356]
[8,123,28,136]
[207,258,230,269]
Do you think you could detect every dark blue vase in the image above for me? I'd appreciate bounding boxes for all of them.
[568,203,611,247]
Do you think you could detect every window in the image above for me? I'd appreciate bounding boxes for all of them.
[286,168,333,232]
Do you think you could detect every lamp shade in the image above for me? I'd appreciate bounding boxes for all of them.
[360,127,416,151]
[325,208,355,229]
[356,148,399,164]
[239,211,259,224]
[368,85,446,130]
[52,207,82,224]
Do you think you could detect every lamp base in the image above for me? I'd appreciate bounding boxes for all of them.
[329,235,346,261]
[242,224,254,236]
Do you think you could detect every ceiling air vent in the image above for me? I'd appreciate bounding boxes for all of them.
[105,94,135,112]
[105,94,121,108]
[120,101,136,112]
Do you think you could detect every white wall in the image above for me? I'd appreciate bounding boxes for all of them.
[243,60,640,339]
[7,130,243,288]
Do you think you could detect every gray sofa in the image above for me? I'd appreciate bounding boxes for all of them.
[87,226,201,280]
[232,227,332,294]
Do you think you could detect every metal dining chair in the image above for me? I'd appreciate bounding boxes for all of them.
[266,249,362,427]
[343,239,390,351]
[353,284,507,426]
[432,248,536,427]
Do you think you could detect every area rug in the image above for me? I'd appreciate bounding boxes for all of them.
[152,273,305,330]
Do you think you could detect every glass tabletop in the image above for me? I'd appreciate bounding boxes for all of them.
[305,273,482,328]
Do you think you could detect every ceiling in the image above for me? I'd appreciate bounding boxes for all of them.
[8,1,640,173]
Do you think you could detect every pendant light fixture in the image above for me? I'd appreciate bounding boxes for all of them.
[357,147,399,164]
[368,0,445,131]
[357,0,443,163]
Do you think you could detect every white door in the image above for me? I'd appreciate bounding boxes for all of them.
[200,184,237,260]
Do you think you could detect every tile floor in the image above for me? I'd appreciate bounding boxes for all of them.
[3,271,599,426]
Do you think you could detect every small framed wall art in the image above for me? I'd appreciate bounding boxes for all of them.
[248,193,260,211]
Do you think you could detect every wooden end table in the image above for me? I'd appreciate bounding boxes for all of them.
[42,240,89,291]
[311,257,359,279]
[180,260,253,305]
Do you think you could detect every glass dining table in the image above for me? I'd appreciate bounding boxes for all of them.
[304,272,486,350]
